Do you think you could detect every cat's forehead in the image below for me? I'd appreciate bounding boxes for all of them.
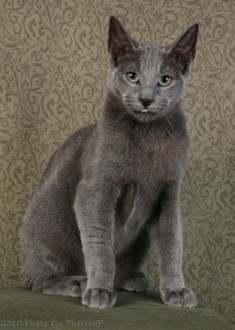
[137,44,169,71]
[116,43,178,76]
[139,44,166,57]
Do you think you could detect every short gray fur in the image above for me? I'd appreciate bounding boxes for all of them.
[20,16,199,309]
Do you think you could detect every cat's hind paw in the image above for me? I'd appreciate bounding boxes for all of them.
[161,287,197,308]
[115,272,149,293]
[82,288,117,309]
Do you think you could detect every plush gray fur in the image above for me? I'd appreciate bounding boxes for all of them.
[20,16,199,309]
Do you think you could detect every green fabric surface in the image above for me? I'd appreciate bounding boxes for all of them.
[0,287,234,330]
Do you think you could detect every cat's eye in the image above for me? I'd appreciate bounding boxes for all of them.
[126,72,139,84]
[158,76,172,87]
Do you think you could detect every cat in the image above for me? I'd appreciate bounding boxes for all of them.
[20,16,199,309]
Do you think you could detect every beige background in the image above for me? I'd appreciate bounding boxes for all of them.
[0,0,235,324]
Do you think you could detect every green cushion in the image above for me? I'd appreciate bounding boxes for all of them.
[0,287,234,330]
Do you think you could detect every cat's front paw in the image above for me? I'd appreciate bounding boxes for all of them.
[161,287,197,308]
[82,288,117,309]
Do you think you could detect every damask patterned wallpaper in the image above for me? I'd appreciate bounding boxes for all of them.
[0,0,235,324]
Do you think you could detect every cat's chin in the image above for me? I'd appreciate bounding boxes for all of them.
[132,110,160,122]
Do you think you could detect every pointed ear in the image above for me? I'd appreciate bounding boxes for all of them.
[108,16,135,64]
[170,24,199,71]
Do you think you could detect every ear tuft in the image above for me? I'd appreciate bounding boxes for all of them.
[108,16,135,64]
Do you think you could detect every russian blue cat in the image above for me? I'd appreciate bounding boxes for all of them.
[20,16,199,309]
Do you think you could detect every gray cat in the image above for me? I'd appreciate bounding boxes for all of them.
[20,16,199,309]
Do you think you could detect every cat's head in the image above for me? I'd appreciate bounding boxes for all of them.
[107,16,198,122]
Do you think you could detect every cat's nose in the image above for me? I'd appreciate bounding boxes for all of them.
[138,98,153,108]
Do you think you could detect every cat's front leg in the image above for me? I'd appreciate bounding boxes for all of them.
[157,179,197,308]
[74,179,120,308]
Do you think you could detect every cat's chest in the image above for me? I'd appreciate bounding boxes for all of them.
[122,135,188,183]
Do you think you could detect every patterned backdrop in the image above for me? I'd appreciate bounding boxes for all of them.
[0,0,235,324]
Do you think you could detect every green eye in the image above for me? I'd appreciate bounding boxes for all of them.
[159,76,172,87]
[126,72,139,83]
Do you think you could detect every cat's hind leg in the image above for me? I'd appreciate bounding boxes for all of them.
[21,255,87,298]
[115,229,150,293]
[39,276,87,297]
[20,231,87,298]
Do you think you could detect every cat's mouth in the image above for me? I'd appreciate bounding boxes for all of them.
[132,108,161,122]
[134,109,156,115]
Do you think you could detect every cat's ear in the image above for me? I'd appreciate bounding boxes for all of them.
[108,16,135,64]
[169,24,199,71]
